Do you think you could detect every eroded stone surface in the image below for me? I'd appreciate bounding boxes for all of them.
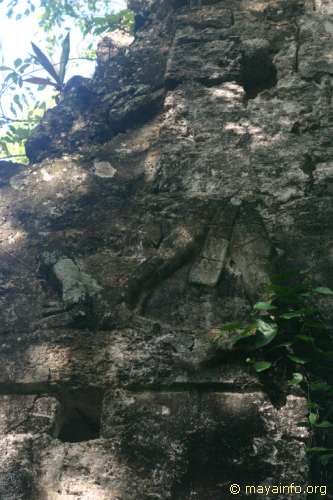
[2,0,333,497]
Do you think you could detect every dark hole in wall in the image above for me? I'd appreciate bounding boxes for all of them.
[56,389,103,443]
[134,14,146,31]
[172,0,189,7]
[173,0,221,7]
[240,39,277,99]
[165,78,180,91]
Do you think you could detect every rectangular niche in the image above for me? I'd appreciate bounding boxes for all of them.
[56,388,103,443]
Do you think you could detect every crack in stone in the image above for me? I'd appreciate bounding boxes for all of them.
[294,19,301,73]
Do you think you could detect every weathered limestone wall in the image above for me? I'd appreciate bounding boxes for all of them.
[1,0,333,498]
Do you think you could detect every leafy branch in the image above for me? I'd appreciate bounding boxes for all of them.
[0,33,72,161]
[0,1,134,162]
[26,32,70,92]
[212,271,333,467]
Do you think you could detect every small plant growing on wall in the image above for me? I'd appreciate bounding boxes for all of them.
[25,32,70,93]
[212,271,333,467]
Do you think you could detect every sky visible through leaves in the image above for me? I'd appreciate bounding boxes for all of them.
[0,0,127,75]
[0,0,126,160]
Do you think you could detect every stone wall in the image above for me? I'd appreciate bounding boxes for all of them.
[1,0,333,497]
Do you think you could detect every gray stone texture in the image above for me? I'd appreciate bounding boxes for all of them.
[2,0,333,497]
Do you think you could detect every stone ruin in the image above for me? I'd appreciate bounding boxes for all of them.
[1,0,333,497]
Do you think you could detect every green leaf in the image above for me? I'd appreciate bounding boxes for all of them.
[254,361,272,373]
[289,372,303,385]
[13,95,23,111]
[303,319,326,330]
[59,32,70,84]
[254,320,278,348]
[229,323,257,347]
[0,66,12,71]
[220,322,243,333]
[253,302,277,311]
[271,270,300,282]
[18,63,31,74]
[281,310,304,319]
[288,354,308,364]
[295,335,314,344]
[309,412,318,426]
[14,58,22,68]
[31,42,60,84]
[229,333,248,347]
[10,103,17,117]
[313,287,333,296]
[310,382,332,392]
[315,421,333,429]
[300,292,311,298]
[24,77,58,88]
[307,402,319,410]
[5,72,17,84]
[307,447,333,453]
[319,453,333,465]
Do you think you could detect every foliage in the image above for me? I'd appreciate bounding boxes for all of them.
[0,88,49,163]
[26,33,70,92]
[212,271,333,467]
[83,9,134,37]
[1,1,134,36]
[0,0,133,162]
[0,48,63,162]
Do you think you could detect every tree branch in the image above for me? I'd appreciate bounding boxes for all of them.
[0,154,27,160]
